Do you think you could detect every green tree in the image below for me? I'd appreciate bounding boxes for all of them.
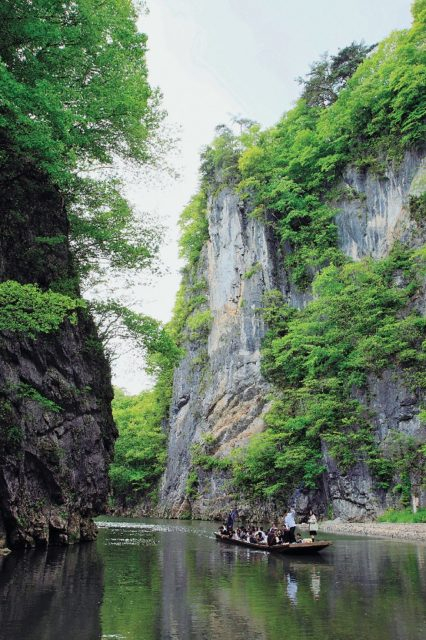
[93,299,181,368]
[0,0,172,363]
[0,0,163,186]
[110,388,168,501]
[298,42,375,107]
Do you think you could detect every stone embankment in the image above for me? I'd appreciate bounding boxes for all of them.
[317,520,426,542]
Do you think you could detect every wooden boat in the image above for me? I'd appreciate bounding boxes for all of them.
[215,533,332,554]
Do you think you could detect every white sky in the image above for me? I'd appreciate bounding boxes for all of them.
[112,0,413,394]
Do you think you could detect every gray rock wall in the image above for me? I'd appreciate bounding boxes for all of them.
[160,150,426,522]
[0,167,116,547]
[158,190,288,517]
[335,150,426,259]
[320,150,426,520]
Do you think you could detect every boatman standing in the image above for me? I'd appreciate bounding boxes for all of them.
[284,507,297,543]
[226,507,239,530]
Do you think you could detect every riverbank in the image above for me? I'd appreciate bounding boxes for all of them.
[317,520,426,542]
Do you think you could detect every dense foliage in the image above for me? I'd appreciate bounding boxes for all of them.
[93,300,180,366]
[0,0,161,185]
[110,388,168,502]
[0,0,167,353]
[178,192,209,266]
[0,280,85,336]
[232,247,426,500]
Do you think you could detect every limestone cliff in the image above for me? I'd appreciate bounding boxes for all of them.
[159,149,426,521]
[0,168,117,548]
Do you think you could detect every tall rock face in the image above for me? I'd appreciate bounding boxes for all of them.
[0,168,117,548]
[160,150,426,521]
[158,190,288,518]
[320,150,426,520]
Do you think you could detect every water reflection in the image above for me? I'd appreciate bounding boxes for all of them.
[286,571,298,605]
[0,519,425,640]
[0,543,103,640]
[310,567,321,600]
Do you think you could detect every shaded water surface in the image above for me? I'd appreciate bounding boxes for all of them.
[0,517,425,640]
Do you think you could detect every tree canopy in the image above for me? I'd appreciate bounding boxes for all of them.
[0,0,163,185]
[297,42,376,107]
[0,0,176,368]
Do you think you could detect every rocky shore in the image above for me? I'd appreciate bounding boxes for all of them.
[317,520,426,542]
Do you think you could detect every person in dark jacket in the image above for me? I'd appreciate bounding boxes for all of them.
[267,529,278,546]
[226,508,238,529]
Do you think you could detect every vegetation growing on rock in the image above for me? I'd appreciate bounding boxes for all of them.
[232,247,426,501]
[163,1,426,512]
[0,0,171,545]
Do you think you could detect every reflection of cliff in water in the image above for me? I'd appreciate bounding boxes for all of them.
[159,532,269,640]
[2,523,425,640]
[168,535,426,640]
[0,543,103,640]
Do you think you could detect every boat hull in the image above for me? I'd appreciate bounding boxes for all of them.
[215,533,331,554]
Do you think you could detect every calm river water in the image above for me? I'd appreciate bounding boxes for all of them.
[0,517,425,640]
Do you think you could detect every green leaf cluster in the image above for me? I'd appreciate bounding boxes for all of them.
[186,310,213,341]
[190,442,231,473]
[0,0,162,186]
[169,277,208,346]
[0,280,85,337]
[178,192,209,267]
[92,299,181,369]
[69,178,162,282]
[15,383,61,413]
[231,247,426,500]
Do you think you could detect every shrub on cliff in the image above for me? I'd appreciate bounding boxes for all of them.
[232,247,426,501]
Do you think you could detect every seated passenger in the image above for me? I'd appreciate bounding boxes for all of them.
[256,532,266,544]
[267,529,278,546]
[256,527,267,543]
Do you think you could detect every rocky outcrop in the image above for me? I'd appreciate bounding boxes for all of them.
[335,149,426,259]
[158,190,287,517]
[159,150,426,522]
[0,167,117,548]
[319,150,426,520]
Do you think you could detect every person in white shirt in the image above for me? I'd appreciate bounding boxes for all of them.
[284,508,297,543]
